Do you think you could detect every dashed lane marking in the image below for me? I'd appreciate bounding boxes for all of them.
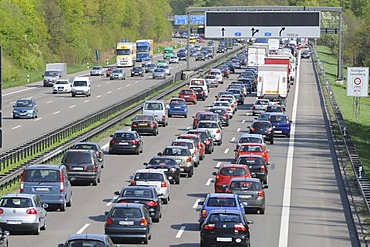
[206,178,213,186]
[193,199,201,209]
[69,105,76,109]
[224,148,229,154]
[106,197,118,207]
[12,125,21,130]
[76,223,90,234]
[176,226,186,238]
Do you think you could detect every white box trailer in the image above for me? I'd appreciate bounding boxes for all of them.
[257,64,288,100]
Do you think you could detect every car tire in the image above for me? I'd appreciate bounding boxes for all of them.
[66,196,72,207]
[163,196,169,205]
[184,115,187,118]
[286,133,290,138]
[60,201,66,212]
[153,129,158,136]
[194,161,199,168]
[40,220,46,230]
[153,214,160,223]
[200,154,204,160]
[270,139,274,145]
[259,207,265,214]
[143,234,149,244]
[175,177,180,184]
[92,177,98,186]
[168,114,172,118]
[188,168,193,178]
[72,93,76,97]
[33,223,40,235]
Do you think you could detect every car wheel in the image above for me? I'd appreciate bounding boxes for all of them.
[259,207,265,214]
[194,161,199,168]
[66,196,72,207]
[153,129,158,136]
[286,133,290,138]
[60,201,66,212]
[143,234,149,244]
[33,222,40,235]
[92,177,98,186]
[72,93,76,97]
[200,154,204,160]
[188,168,193,178]
[162,197,169,205]
[40,220,46,230]
[184,114,187,118]
[140,146,143,153]
[270,139,274,145]
[175,176,180,184]
[53,92,56,94]
[218,139,222,146]
[168,114,172,118]
[153,215,160,223]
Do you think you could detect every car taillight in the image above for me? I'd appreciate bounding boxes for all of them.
[132,123,138,127]
[200,91,204,94]
[145,201,157,207]
[106,218,113,225]
[117,200,128,204]
[250,127,255,132]
[231,104,235,107]
[140,218,148,226]
[150,123,156,128]
[224,113,228,118]
[129,140,138,145]
[186,157,192,163]
[260,166,266,172]
[227,108,231,111]
[20,171,25,193]
[110,139,116,145]
[258,190,265,198]
[130,180,137,185]
[234,223,246,231]
[161,181,167,187]
[59,170,64,192]
[204,224,215,230]
[0,208,3,214]
[206,139,211,144]
[216,129,220,133]
[26,208,37,214]
[201,209,207,218]
[215,175,219,180]
[170,168,177,172]
[268,127,273,132]
[252,105,255,109]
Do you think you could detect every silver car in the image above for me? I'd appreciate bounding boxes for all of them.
[90,66,104,76]
[145,64,156,73]
[252,99,270,116]
[171,139,200,167]
[110,69,126,80]
[142,58,153,67]
[152,68,167,79]
[0,194,47,235]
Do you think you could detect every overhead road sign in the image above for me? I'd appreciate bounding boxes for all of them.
[174,15,205,25]
[346,67,369,97]
[205,11,321,38]
[174,15,188,25]
[190,15,205,24]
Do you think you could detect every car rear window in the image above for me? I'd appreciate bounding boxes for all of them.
[269,115,288,122]
[163,148,190,156]
[207,197,236,207]
[209,213,241,223]
[253,122,271,129]
[0,198,33,208]
[237,157,264,165]
[229,181,261,190]
[181,90,193,95]
[172,141,193,150]
[113,133,135,140]
[24,169,60,182]
[220,167,246,176]
[148,158,176,166]
[134,172,164,181]
[122,189,153,197]
[239,145,263,152]
[65,240,105,247]
[73,144,97,151]
[199,114,217,121]
[111,208,142,218]
[144,103,163,110]
[63,152,92,163]
[239,137,262,144]
[198,122,218,128]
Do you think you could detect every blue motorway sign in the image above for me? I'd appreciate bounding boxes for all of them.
[264,32,272,37]
[191,15,205,25]
[235,32,241,37]
[174,15,188,25]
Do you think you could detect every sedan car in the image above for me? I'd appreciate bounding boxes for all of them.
[301,49,311,59]
[52,79,71,94]
[105,203,152,244]
[59,234,115,247]
[131,114,159,136]
[13,98,38,119]
[212,164,252,193]
[200,209,253,246]
[187,129,214,154]
[265,104,285,113]
[195,53,206,61]
[205,75,218,88]
[142,58,153,67]
[167,98,188,118]
[114,186,162,222]
[191,86,207,101]
[152,68,167,79]
[144,156,180,184]
[169,56,179,64]
[179,88,197,104]
[177,53,187,61]
[212,101,233,119]
[0,194,47,235]
[235,133,266,150]
[156,60,167,67]
[145,64,156,73]
[110,69,126,80]
[251,99,270,115]
[131,66,144,77]
[157,65,171,75]
[192,112,221,130]
[177,133,206,161]
[109,130,143,154]
[90,66,104,76]
[226,178,267,214]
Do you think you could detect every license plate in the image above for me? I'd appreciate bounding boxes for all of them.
[174,106,181,109]
[139,123,148,126]
[184,95,189,97]
[262,135,266,137]
[119,221,134,225]
[72,167,84,170]
[240,195,252,198]
[7,220,22,225]
[275,130,282,133]
[119,142,128,145]
[35,187,49,192]
[216,237,232,242]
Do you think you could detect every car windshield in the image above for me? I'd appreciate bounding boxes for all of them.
[220,167,247,176]
[92,66,101,70]
[256,100,269,105]
[134,172,164,181]
[172,142,193,150]
[63,152,91,163]
[208,213,241,223]
[64,240,105,247]
[24,169,61,182]
[144,102,163,110]
[163,148,189,156]
[122,188,153,197]
[197,122,218,128]
[239,137,262,144]
[55,81,68,85]
[269,115,288,122]
[266,106,283,112]
[147,64,155,68]
[113,132,135,140]
[229,181,261,191]
[181,90,193,95]
[15,100,33,107]
[154,68,165,72]
[239,145,262,152]
[207,197,236,207]
[44,71,59,76]
[0,198,33,208]
[133,67,142,71]
[73,81,87,87]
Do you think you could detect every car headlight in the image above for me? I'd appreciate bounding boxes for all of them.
[13,110,19,113]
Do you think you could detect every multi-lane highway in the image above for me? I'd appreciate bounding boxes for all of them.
[6,46,356,246]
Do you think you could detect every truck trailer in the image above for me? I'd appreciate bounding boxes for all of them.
[256,64,288,101]
[136,39,154,62]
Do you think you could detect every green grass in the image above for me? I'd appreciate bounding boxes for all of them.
[316,46,370,173]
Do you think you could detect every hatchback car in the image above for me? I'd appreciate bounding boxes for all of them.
[61,149,102,185]
[268,113,292,138]
[226,178,267,214]
[265,104,285,113]
[179,88,197,104]
[144,156,180,184]
[167,98,188,118]
[191,86,207,101]
[171,139,200,168]
[235,154,269,184]
[235,133,267,150]
[145,64,156,73]
[177,134,206,161]
[59,234,115,247]
[131,66,144,77]
[105,203,152,244]
[212,164,252,193]
[196,120,223,145]
[249,121,274,144]
[195,53,206,61]
[209,107,230,127]
[20,164,72,211]
[152,68,167,79]
[72,142,104,163]
[192,112,221,130]
[187,129,214,154]
[131,114,159,136]
[234,143,269,164]
[0,194,47,235]
[198,193,245,227]
[110,69,126,80]
[213,101,234,118]
[251,99,270,115]
[109,130,143,154]
[13,98,38,119]
[159,146,194,177]
[158,65,171,75]
[52,79,71,94]
[114,186,162,222]
[90,66,104,76]
[169,56,179,64]
[200,209,253,246]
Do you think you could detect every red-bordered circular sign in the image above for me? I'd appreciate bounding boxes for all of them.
[354,77,362,85]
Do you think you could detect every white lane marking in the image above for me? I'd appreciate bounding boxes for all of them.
[135,81,139,84]
[216,162,221,168]
[69,105,76,109]
[3,87,34,96]
[9,101,16,105]
[46,101,53,104]
[126,84,131,87]
[53,111,60,115]
[117,87,122,90]
[97,85,102,87]
[193,199,201,209]
[237,128,241,132]
[34,118,42,122]
[12,125,21,130]
[84,100,89,103]
[231,137,235,142]
[206,178,213,186]
[76,223,90,234]
[176,226,186,238]
[107,91,112,94]
[96,95,102,98]
[106,196,118,207]
[186,126,191,130]
[107,81,111,84]
[224,148,229,154]
[278,51,301,247]
[102,143,109,150]
[242,120,245,123]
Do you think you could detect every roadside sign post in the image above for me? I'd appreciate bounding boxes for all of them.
[346,67,369,118]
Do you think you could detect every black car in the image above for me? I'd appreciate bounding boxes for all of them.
[227,88,244,105]
[209,107,230,127]
[249,121,274,144]
[200,209,253,247]
[177,52,187,61]
[105,203,152,244]
[114,186,162,222]
[131,114,159,136]
[225,61,235,73]
[61,149,102,185]
[109,130,143,154]
[217,45,226,53]
[58,234,115,247]
[144,156,181,184]
[191,86,207,101]
[131,66,144,77]
[71,142,104,163]
[218,65,230,78]
[235,154,269,184]
[187,129,214,154]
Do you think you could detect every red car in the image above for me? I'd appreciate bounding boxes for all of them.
[179,88,197,104]
[234,143,269,164]
[198,38,206,43]
[105,67,113,77]
[212,164,251,193]
[177,133,206,160]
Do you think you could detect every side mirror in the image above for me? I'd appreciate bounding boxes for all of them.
[198,201,204,206]
[267,162,271,166]
[157,193,163,197]
[109,134,113,137]
[143,163,148,166]
[233,149,238,152]
[42,75,44,78]
[263,185,269,189]
[212,171,217,176]
[247,220,254,225]
[266,149,270,153]
[157,152,162,156]
[105,211,109,216]
[251,173,257,178]
[114,191,120,195]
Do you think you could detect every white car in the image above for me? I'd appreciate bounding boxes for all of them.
[171,139,200,167]
[213,100,234,118]
[218,96,238,112]
[129,169,171,204]
[196,120,223,145]
[208,68,223,84]
[235,133,267,150]
[205,75,218,88]
[158,65,171,75]
[169,56,179,64]
[53,79,71,94]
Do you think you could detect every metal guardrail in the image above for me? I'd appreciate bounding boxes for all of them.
[0,46,244,191]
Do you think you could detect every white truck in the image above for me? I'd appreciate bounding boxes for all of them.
[247,44,269,66]
[43,63,67,87]
[256,64,288,100]
[268,39,280,54]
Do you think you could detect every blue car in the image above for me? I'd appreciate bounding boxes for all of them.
[13,98,38,119]
[198,193,245,228]
[167,98,188,118]
[268,113,292,138]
